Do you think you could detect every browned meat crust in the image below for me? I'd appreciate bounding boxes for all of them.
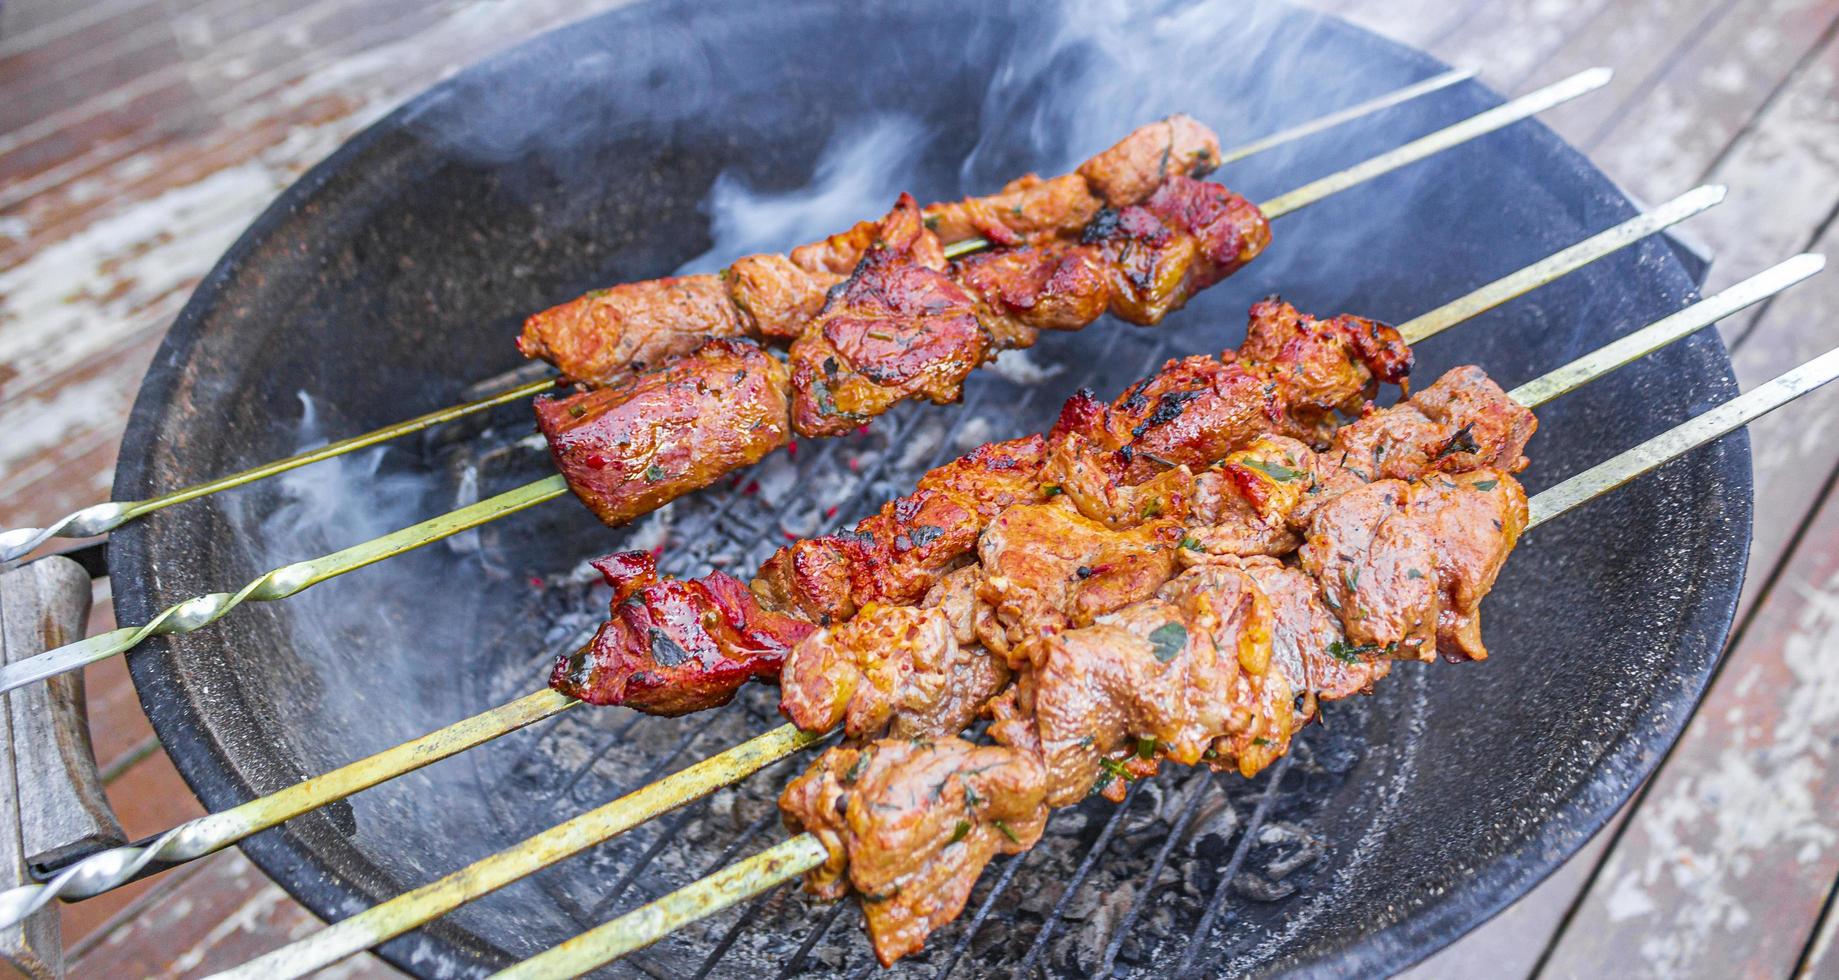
[523,116,1224,387]
[533,338,790,527]
[788,194,989,436]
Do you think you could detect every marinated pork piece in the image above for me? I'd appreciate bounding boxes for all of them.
[951,241,1111,350]
[552,552,815,714]
[1078,113,1224,206]
[1111,298,1411,478]
[1301,468,1527,662]
[922,112,1221,246]
[779,739,1048,967]
[778,603,1010,740]
[723,254,844,341]
[516,274,751,388]
[788,194,990,437]
[1324,365,1537,487]
[989,561,1286,804]
[975,498,1187,667]
[752,435,1049,624]
[1239,556,1389,703]
[534,339,791,526]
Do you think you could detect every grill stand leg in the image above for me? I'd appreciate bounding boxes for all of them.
[0,557,127,978]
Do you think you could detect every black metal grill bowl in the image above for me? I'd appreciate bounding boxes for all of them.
[109,0,1749,975]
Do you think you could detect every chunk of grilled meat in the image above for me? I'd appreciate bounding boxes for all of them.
[779,738,1048,967]
[753,434,1050,624]
[534,339,791,527]
[788,194,990,436]
[522,116,1222,387]
[552,552,815,713]
[975,498,1188,667]
[516,275,754,389]
[778,603,1011,741]
[1302,469,1528,663]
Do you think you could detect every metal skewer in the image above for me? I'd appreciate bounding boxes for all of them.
[200,248,1812,980]
[487,338,1839,978]
[0,68,1615,696]
[0,69,1477,566]
[0,183,1731,927]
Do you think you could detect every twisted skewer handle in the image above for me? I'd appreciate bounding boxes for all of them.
[0,689,576,929]
[0,475,568,695]
[0,378,558,565]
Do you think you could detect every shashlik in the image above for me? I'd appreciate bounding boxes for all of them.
[526,117,1271,528]
[518,115,1224,388]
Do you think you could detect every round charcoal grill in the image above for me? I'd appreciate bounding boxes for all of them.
[108,0,1748,976]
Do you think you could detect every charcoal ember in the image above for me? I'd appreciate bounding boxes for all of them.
[1181,789,1240,860]
[1257,820,1325,877]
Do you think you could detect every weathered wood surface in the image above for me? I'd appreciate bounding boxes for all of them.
[1,558,124,873]
[4,0,1839,976]
[0,559,97,979]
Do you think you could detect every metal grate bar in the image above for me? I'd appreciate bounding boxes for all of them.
[1173,755,1295,977]
[932,845,1033,979]
[1097,773,1214,975]
[691,886,787,980]
[1014,782,1146,976]
[776,898,851,979]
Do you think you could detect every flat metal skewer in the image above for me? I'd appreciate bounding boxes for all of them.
[0,185,1727,926]
[196,247,1808,980]
[0,69,1477,565]
[0,68,1615,696]
[485,339,1839,977]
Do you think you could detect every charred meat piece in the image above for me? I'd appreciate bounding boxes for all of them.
[551,552,815,714]
[780,739,1048,967]
[778,603,1010,740]
[1325,365,1537,486]
[788,194,989,437]
[534,339,791,526]
[517,274,751,388]
[1083,177,1270,325]
[1301,469,1527,662]
[1112,298,1409,476]
[753,435,1049,623]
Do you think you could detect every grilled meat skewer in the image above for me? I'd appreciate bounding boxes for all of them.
[518,116,1223,389]
[549,295,1414,711]
[537,169,1268,525]
[779,461,1530,965]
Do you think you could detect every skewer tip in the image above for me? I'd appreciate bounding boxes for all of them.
[1578,66,1615,88]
